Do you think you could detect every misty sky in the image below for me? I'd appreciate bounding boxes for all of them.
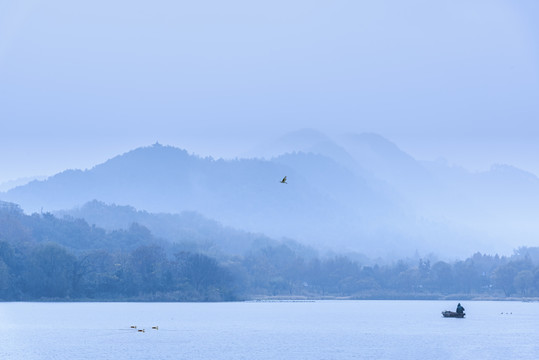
[1,0,538,184]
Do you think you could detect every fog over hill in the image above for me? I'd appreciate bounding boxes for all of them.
[250,130,539,253]
[55,200,283,258]
[2,131,538,258]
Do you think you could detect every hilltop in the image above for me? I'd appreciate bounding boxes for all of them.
[2,131,539,258]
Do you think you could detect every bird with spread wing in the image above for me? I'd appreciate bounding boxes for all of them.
[280,176,287,184]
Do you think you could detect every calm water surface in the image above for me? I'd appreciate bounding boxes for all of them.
[0,300,538,360]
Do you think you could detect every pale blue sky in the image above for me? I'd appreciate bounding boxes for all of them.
[1,0,538,184]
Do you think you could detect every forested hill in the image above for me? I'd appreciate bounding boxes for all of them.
[0,201,236,301]
[0,201,164,253]
[2,201,539,301]
[3,134,539,258]
[0,142,404,255]
[55,200,282,257]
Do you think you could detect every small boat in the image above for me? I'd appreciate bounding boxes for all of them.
[442,311,465,318]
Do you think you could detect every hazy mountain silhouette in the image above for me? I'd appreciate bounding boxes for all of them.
[250,129,539,255]
[0,176,47,192]
[55,200,281,257]
[0,143,391,252]
[248,128,363,175]
[423,162,539,241]
[2,132,539,258]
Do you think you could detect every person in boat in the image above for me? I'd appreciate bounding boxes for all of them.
[456,303,465,314]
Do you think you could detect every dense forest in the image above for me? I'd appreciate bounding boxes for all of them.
[1,201,539,301]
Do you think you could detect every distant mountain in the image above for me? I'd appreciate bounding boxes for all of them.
[2,132,539,258]
[0,176,47,192]
[248,128,334,159]
[1,143,397,254]
[55,200,281,257]
[339,132,432,190]
[250,129,539,255]
[248,128,364,175]
[0,200,164,253]
[423,163,539,238]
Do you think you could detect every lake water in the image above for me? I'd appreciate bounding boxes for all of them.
[0,300,538,359]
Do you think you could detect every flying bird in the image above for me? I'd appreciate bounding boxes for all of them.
[280,176,287,184]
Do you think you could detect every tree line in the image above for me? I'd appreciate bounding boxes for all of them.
[1,202,539,301]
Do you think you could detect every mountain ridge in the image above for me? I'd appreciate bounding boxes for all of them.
[2,131,539,257]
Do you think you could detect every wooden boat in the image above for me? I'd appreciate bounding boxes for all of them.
[442,311,465,318]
